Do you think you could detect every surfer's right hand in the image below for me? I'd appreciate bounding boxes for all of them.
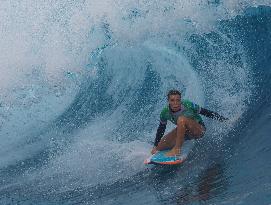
[151,147,158,155]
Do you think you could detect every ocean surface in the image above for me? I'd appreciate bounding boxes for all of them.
[0,1,270,204]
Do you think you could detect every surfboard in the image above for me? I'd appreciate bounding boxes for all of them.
[144,140,194,165]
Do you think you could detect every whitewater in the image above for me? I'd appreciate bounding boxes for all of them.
[0,1,270,204]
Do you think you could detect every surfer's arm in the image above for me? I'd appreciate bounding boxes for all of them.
[154,122,166,146]
[199,108,228,122]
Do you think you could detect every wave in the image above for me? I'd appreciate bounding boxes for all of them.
[0,1,270,204]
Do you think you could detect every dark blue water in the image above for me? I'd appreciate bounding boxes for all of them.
[0,2,271,205]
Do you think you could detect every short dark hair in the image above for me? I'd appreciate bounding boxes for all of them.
[167,89,181,100]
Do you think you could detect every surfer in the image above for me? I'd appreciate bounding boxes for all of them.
[151,90,228,157]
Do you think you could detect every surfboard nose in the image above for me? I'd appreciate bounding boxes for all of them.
[144,157,152,164]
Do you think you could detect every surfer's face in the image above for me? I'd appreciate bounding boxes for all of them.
[168,94,181,112]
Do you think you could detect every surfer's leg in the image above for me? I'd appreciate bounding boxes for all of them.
[183,118,206,139]
[156,128,177,151]
[166,116,205,156]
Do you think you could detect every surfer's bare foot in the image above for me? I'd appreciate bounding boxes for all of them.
[166,147,181,156]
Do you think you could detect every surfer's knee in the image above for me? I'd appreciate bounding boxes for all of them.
[177,116,189,126]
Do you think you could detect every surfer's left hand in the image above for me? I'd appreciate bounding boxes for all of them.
[151,147,158,155]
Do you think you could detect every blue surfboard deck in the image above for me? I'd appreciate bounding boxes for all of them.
[144,140,194,165]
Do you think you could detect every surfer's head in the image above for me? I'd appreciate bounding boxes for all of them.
[167,90,181,112]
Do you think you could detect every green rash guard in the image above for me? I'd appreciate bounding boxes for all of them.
[154,99,227,146]
[159,99,203,125]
